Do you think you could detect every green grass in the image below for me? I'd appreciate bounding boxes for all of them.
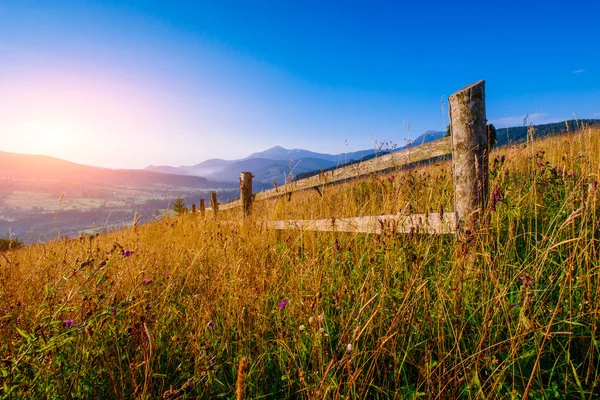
[1,126,599,399]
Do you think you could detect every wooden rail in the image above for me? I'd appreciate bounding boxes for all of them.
[217,136,452,211]
[266,212,457,235]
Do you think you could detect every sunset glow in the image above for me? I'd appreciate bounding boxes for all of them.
[1,1,598,169]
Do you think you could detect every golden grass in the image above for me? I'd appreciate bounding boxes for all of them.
[1,124,599,398]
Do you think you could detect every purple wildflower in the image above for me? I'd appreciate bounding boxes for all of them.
[490,184,503,212]
[333,239,342,251]
[207,320,215,329]
[123,249,131,258]
[143,278,152,285]
[16,317,24,324]
[519,274,535,289]
[63,319,74,328]
[278,300,288,310]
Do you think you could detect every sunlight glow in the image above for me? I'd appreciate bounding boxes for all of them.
[25,120,76,155]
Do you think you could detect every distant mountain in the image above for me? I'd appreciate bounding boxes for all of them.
[0,151,213,189]
[143,121,600,186]
[247,145,382,164]
[494,119,600,146]
[145,147,379,185]
[411,130,446,145]
[206,157,337,183]
[145,146,383,185]
[179,158,234,177]
[145,165,193,176]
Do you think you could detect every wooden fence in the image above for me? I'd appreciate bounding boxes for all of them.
[204,80,490,236]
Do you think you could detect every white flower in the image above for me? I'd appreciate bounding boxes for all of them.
[299,325,306,331]
[346,343,353,351]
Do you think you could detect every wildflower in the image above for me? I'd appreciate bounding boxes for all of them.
[142,278,152,285]
[123,249,131,257]
[63,319,74,328]
[299,325,306,331]
[490,184,503,212]
[519,274,535,289]
[16,317,24,324]
[317,311,325,322]
[207,320,215,329]
[333,239,341,252]
[278,300,288,310]
[346,343,353,352]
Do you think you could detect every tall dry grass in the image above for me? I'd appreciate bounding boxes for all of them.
[0,125,599,398]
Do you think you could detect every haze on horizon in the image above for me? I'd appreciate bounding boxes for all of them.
[1,0,598,170]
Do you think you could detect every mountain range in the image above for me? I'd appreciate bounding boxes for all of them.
[148,119,600,185]
[0,151,217,188]
[146,130,446,184]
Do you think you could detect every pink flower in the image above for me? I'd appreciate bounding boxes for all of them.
[63,319,74,328]
[278,300,288,310]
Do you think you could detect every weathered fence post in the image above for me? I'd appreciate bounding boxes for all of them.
[199,199,205,217]
[210,191,218,216]
[240,172,253,215]
[449,80,488,233]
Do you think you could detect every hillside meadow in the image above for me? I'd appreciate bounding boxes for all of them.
[1,125,599,399]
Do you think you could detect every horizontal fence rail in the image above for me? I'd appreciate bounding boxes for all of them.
[217,136,452,211]
[265,212,457,235]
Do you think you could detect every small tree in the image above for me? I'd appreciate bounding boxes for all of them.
[173,196,186,215]
[0,238,24,251]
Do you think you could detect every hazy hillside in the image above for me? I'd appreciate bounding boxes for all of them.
[0,151,241,241]
[244,145,379,163]
[494,119,600,146]
[144,165,193,176]
[179,158,234,177]
[206,157,337,183]
[411,130,445,144]
[0,151,211,188]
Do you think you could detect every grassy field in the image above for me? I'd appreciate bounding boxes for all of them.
[1,125,599,399]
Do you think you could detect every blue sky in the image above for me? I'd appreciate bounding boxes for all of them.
[1,0,598,168]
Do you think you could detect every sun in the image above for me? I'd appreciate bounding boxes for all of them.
[26,120,78,157]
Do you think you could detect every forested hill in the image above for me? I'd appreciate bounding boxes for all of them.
[495,119,600,146]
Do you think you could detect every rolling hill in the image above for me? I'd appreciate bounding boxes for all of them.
[0,151,213,188]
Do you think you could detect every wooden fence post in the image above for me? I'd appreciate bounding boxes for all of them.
[240,172,253,215]
[449,80,488,232]
[199,199,205,217]
[210,192,218,216]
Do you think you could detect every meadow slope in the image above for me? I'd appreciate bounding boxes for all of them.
[1,125,599,399]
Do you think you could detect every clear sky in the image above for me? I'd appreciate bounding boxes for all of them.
[1,0,598,169]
